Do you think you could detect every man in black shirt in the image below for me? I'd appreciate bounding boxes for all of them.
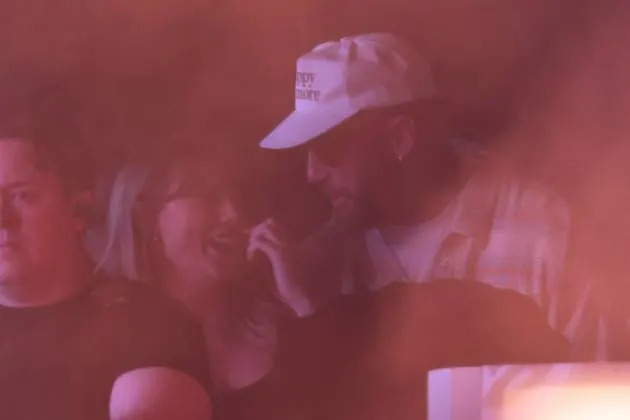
[0,79,212,419]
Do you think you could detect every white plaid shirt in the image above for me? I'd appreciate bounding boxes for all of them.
[360,170,590,349]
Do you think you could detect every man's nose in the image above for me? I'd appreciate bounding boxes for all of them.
[306,150,328,185]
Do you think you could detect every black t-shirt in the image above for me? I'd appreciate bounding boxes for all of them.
[222,280,569,420]
[0,279,210,420]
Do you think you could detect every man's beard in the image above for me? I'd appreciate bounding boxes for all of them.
[297,195,366,277]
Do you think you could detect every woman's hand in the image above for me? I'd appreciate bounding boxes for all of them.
[247,219,315,317]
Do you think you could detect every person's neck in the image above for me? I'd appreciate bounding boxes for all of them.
[161,270,230,324]
[0,256,93,308]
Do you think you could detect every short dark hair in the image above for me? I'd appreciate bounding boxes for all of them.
[0,80,93,193]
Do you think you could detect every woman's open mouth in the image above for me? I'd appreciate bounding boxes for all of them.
[202,231,244,259]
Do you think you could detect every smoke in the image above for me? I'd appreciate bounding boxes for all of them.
[0,0,608,159]
[493,0,630,309]
[4,1,630,415]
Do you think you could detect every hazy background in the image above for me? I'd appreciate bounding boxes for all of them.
[0,0,619,159]
[2,0,630,298]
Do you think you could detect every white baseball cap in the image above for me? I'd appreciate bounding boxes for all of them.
[259,32,435,149]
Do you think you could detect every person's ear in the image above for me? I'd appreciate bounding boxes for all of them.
[386,114,417,162]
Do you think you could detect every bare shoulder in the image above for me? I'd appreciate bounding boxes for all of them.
[110,367,212,420]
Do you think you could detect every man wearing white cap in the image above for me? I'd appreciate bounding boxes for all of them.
[248,33,590,353]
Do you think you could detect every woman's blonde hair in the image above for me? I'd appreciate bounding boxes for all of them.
[96,163,152,280]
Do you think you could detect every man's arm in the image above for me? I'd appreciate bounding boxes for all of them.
[110,367,212,420]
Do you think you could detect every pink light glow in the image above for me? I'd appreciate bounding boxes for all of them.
[504,384,630,420]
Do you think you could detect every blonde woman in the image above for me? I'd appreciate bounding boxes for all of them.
[97,146,286,395]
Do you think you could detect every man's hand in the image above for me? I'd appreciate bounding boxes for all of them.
[247,219,315,317]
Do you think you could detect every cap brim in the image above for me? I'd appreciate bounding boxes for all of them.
[259,109,358,150]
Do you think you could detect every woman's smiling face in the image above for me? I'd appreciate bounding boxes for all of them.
[152,156,247,304]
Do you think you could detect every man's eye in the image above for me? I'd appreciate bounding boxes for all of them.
[313,145,344,166]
